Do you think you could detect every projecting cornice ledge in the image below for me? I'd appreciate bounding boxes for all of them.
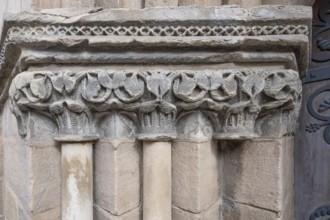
[0,5,311,141]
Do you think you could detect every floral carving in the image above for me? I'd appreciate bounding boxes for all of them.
[173,72,209,102]
[9,69,301,140]
[210,72,237,102]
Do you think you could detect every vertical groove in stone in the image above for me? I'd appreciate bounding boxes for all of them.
[95,0,142,8]
[178,0,222,6]
[144,0,178,8]
[143,141,171,220]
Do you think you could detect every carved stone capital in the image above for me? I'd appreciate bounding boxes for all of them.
[1,6,311,141]
[9,68,302,140]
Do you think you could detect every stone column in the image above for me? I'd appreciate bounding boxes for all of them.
[143,141,172,220]
[58,138,98,220]
[8,71,100,220]
[135,71,177,220]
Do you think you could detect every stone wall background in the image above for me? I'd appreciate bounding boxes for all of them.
[0,0,314,220]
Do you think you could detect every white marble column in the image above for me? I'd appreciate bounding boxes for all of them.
[143,141,172,220]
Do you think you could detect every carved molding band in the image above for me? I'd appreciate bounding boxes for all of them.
[8,24,309,38]
[0,23,309,69]
[9,69,302,141]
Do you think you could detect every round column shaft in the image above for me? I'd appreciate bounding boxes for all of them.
[61,141,94,220]
[143,141,172,220]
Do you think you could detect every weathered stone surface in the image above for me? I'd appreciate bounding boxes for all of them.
[221,137,294,218]
[97,113,138,140]
[94,140,141,215]
[19,205,61,220]
[96,0,142,8]
[222,191,293,220]
[178,0,222,6]
[3,100,61,218]
[176,112,214,142]
[145,0,178,7]
[172,201,221,220]
[94,204,142,220]
[3,100,31,212]
[62,142,93,220]
[0,5,311,220]
[222,0,261,7]
[8,69,302,140]
[222,200,279,220]
[5,187,18,220]
[172,141,219,213]
[30,0,62,11]
[223,0,315,6]
[261,0,315,6]
[61,0,95,8]
[143,141,171,220]
[30,142,61,213]
[40,7,103,18]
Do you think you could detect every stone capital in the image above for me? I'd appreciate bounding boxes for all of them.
[0,6,311,141]
[9,68,302,140]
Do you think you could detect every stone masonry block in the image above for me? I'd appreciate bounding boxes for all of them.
[172,140,219,213]
[222,137,294,219]
[172,201,220,220]
[261,0,315,6]
[94,204,141,220]
[179,0,222,6]
[222,199,279,220]
[29,141,61,213]
[19,205,61,220]
[94,139,141,215]
[95,0,142,8]
[3,100,61,218]
[61,0,94,8]
[3,105,30,213]
[5,187,18,220]
[222,0,261,7]
[145,0,178,7]
[222,190,293,220]
[30,0,61,11]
